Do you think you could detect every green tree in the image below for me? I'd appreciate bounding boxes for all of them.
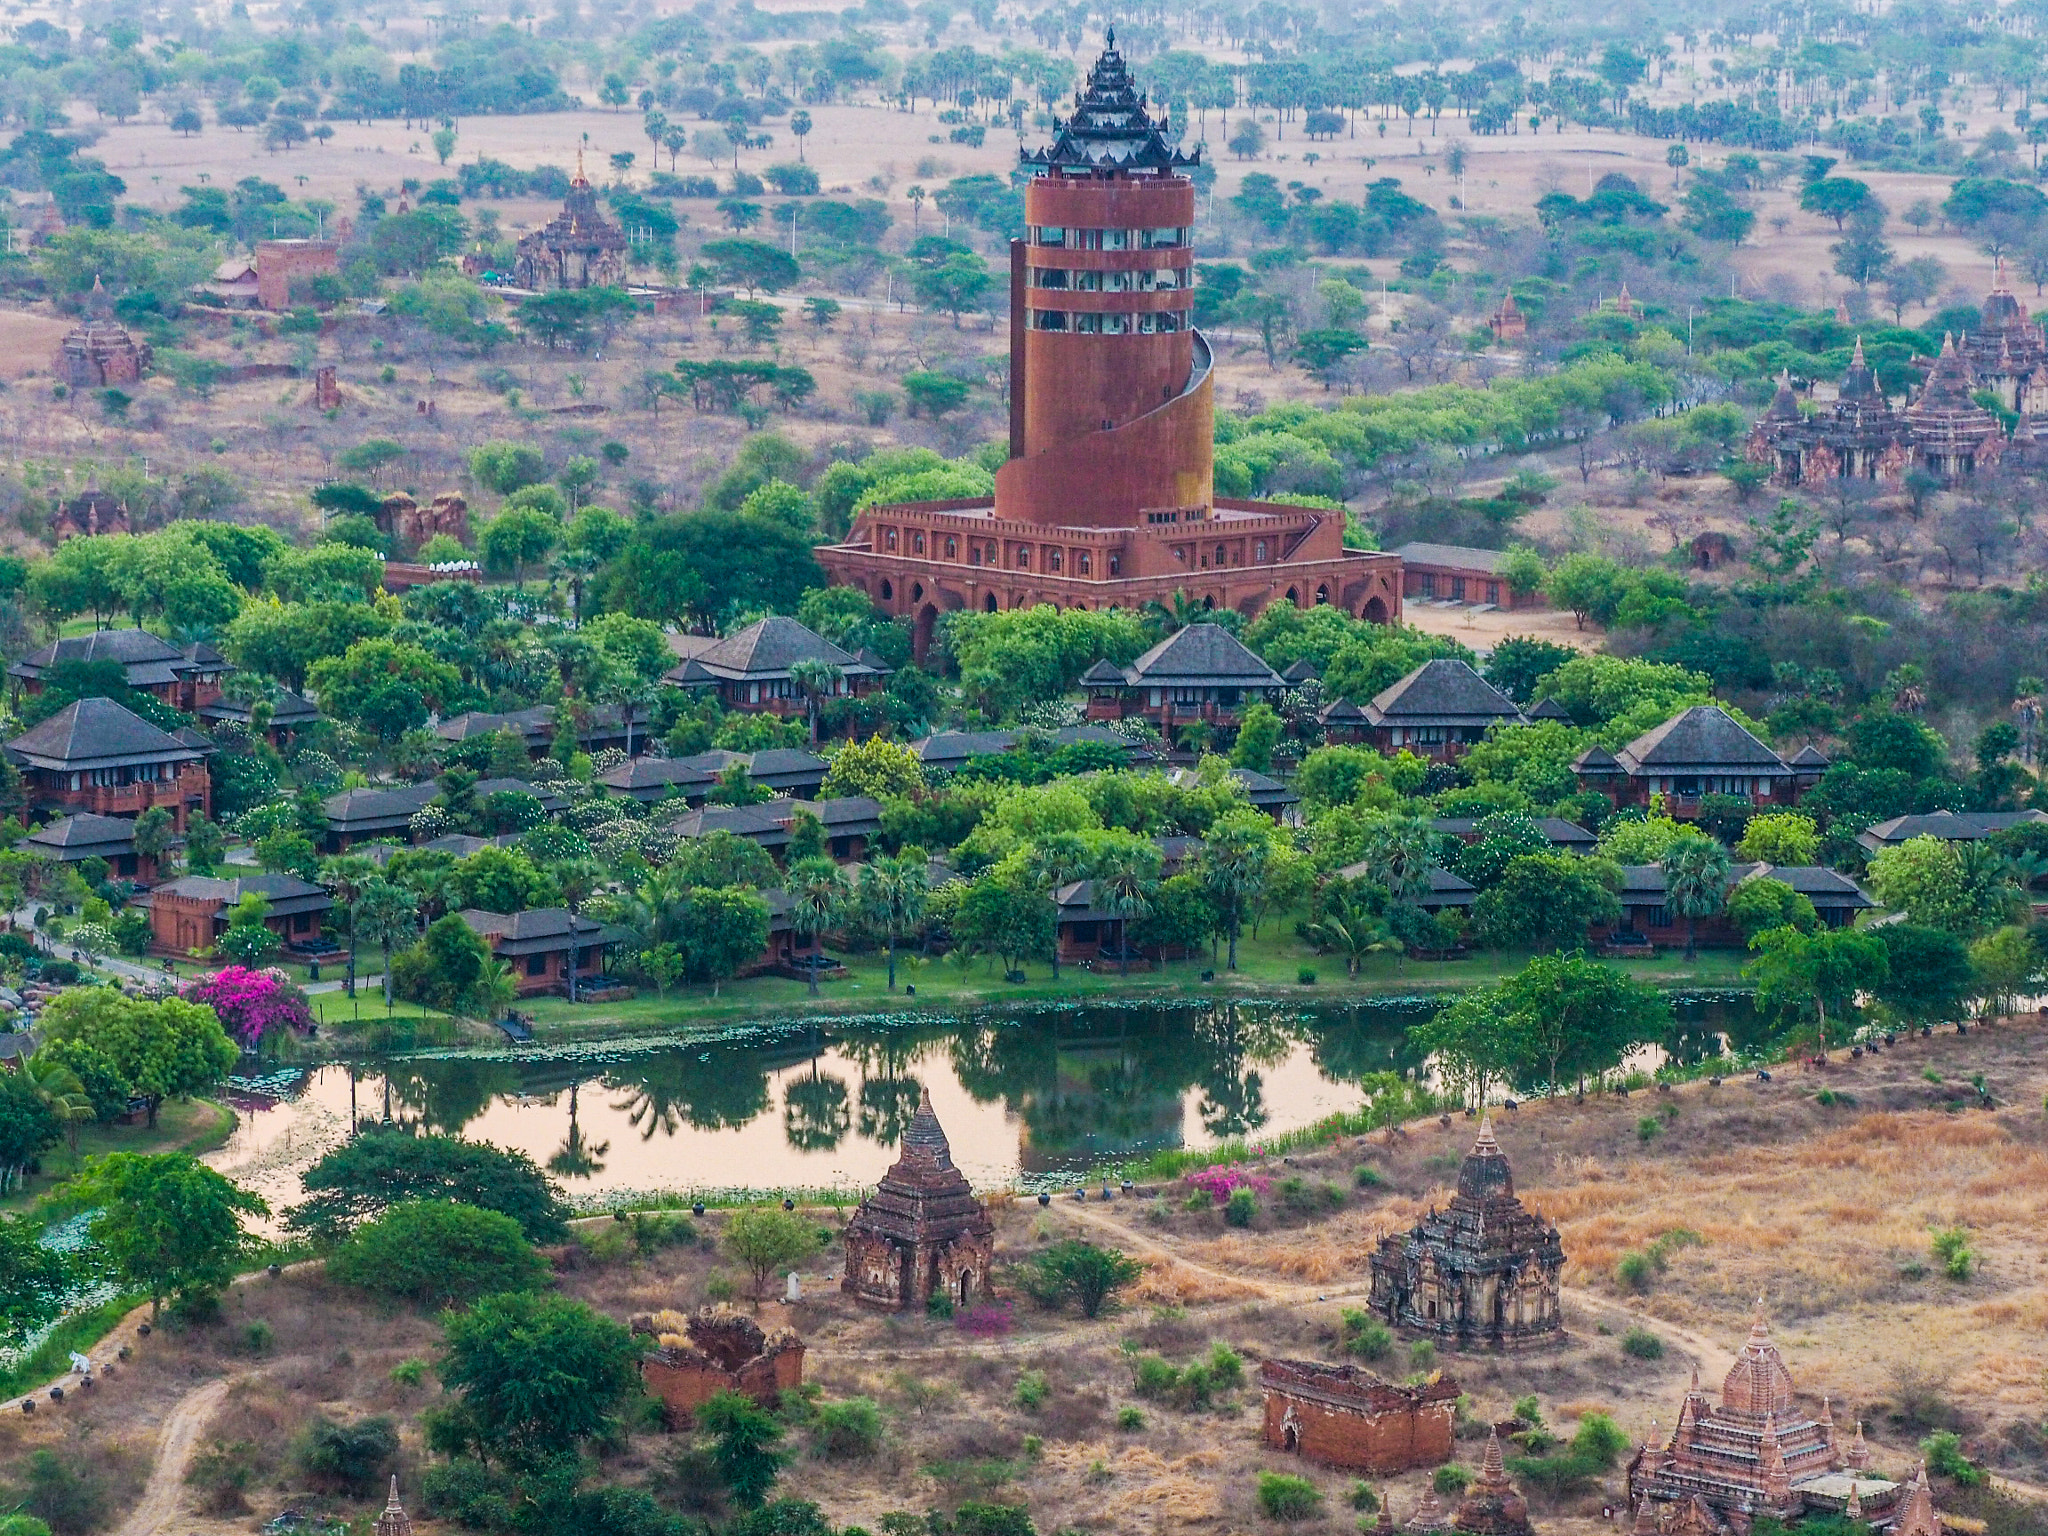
[723,1205,818,1305]
[1661,831,1733,961]
[678,886,771,997]
[479,508,561,588]
[701,238,800,297]
[1799,176,1874,230]
[1725,877,1818,940]
[433,1292,641,1465]
[352,879,418,1009]
[287,1127,571,1243]
[0,1215,76,1344]
[74,1152,266,1319]
[1869,922,1975,1030]
[37,992,237,1129]
[1969,924,2040,1015]
[327,1199,547,1308]
[1198,812,1274,970]
[1413,985,1536,1110]
[901,370,971,418]
[1736,812,1821,866]
[467,441,546,496]
[697,1390,785,1511]
[1745,925,1888,1056]
[1498,953,1669,1094]
[912,252,992,326]
[856,854,929,992]
[785,857,846,997]
[1472,854,1621,952]
[1023,1239,1143,1319]
[1867,835,2017,936]
[1544,553,1629,630]
[1231,703,1283,773]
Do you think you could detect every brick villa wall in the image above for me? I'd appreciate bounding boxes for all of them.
[1261,1386,1456,1474]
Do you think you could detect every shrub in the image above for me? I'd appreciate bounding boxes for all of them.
[1929,1226,1975,1280]
[1117,1406,1146,1430]
[1257,1471,1325,1521]
[184,1438,259,1516]
[1224,1187,1258,1227]
[1297,967,1317,984]
[926,1290,955,1320]
[955,1506,1035,1536]
[1354,1165,1385,1188]
[1572,1412,1631,1469]
[1616,1251,1654,1291]
[1277,1175,1345,1215]
[421,1458,515,1529]
[242,1320,273,1355]
[295,1414,399,1497]
[1339,1310,1393,1361]
[812,1397,883,1460]
[1922,1431,1985,1485]
[326,1199,546,1308]
[1513,1395,1544,1428]
[1434,1465,1472,1497]
[1408,1340,1436,1372]
[955,1302,1015,1339]
[1637,1116,1662,1142]
[1349,1481,1381,1511]
[390,1358,427,1386]
[1128,1343,1244,1410]
[1022,1239,1143,1318]
[19,1446,116,1535]
[1013,1370,1050,1410]
[1621,1327,1665,1360]
[1507,1449,1606,1498]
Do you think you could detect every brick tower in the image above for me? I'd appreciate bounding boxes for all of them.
[999,29,1209,527]
[840,1088,995,1311]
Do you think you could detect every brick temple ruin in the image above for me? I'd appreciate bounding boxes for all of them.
[1367,1120,1565,1350]
[1453,1428,1535,1536]
[636,1306,804,1425]
[1257,1358,1460,1473]
[1628,1303,1931,1536]
[841,1087,995,1311]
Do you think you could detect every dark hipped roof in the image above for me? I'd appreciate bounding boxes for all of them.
[1280,658,1321,683]
[18,812,145,857]
[1618,862,1874,910]
[1364,659,1522,727]
[911,730,1019,765]
[460,907,626,953]
[1081,658,1128,687]
[666,616,879,683]
[597,756,718,792]
[150,871,330,916]
[197,688,321,727]
[1857,808,2048,848]
[1431,816,1595,850]
[1124,624,1282,687]
[9,627,188,687]
[7,697,210,771]
[324,782,438,830]
[1615,706,1789,774]
[1525,698,1573,722]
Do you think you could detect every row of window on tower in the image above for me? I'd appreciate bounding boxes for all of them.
[1028,266,1186,291]
[1027,310,1187,333]
[878,524,1120,575]
[1028,226,1191,249]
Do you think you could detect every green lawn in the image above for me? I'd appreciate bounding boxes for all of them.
[517,926,1751,1037]
[0,1096,236,1214]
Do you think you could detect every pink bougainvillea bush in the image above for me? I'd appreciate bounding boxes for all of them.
[1184,1165,1271,1204]
[184,966,315,1048]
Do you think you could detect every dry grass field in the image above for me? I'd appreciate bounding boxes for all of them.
[9,1014,2044,1534]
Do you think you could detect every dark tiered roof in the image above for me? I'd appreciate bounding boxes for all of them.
[7,697,209,771]
[149,871,330,916]
[1614,706,1789,775]
[8,627,223,691]
[1410,1120,1562,1276]
[664,616,881,686]
[1123,624,1283,688]
[460,907,627,953]
[844,1088,993,1248]
[17,812,149,861]
[1020,31,1200,176]
[1364,659,1523,729]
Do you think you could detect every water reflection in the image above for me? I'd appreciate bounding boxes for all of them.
[206,995,1758,1219]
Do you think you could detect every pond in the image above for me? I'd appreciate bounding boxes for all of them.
[205,992,1760,1218]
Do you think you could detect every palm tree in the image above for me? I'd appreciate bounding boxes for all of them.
[352,879,420,1009]
[1140,587,1205,636]
[130,805,177,882]
[1024,831,1091,979]
[1307,880,1401,976]
[552,856,607,1005]
[858,853,929,991]
[319,853,379,999]
[1198,815,1273,970]
[1092,841,1162,977]
[19,1051,92,1156]
[471,961,520,1022]
[1662,832,1733,961]
[786,856,847,997]
[547,1082,609,1179]
[787,659,842,748]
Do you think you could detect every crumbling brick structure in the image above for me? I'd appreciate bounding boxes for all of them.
[376,491,470,554]
[842,1087,994,1311]
[255,239,340,311]
[55,278,151,388]
[1257,1359,1459,1474]
[1368,1119,1564,1351]
[636,1307,804,1425]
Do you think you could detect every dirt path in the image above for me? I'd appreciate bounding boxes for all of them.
[112,1375,229,1536]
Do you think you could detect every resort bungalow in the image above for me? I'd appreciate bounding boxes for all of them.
[663,617,889,717]
[1572,706,1798,818]
[1594,862,1875,950]
[1082,624,1285,740]
[145,872,334,958]
[322,783,438,852]
[1359,659,1523,762]
[1855,808,2048,856]
[8,628,232,713]
[460,908,628,997]
[6,698,213,830]
[17,812,176,884]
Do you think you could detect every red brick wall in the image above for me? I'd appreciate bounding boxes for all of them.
[640,1345,803,1425]
[1262,1390,1455,1474]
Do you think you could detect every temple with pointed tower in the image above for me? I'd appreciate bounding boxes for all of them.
[841,1088,996,1311]
[513,151,629,292]
[1453,1428,1535,1536]
[1955,256,2048,412]
[375,1477,413,1536]
[55,276,151,388]
[1366,1120,1565,1351]
[1628,1302,1911,1535]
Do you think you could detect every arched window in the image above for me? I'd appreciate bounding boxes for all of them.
[913,532,926,554]
[885,528,898,550]
[1078,553,1092,574]
[880,579,894,600]
[945,537,958,558]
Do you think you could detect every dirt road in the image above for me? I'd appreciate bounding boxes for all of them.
[112,1376,229,1536]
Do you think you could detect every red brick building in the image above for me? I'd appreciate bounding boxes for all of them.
[7,698,212,829]
[1393,544,1542,610]
[459,908,627,997]
[637,1308,804,1426]
[146,872,331,957]
[8,629,231,714]
[842,1088,995,1311]
[255,239,340,310]
[814,36,1400,656]
[1258,1359,1459,1474]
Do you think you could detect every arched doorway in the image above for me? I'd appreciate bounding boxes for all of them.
[983,592,999,613]
[914,604,939,660]
[1362,595,1389,624]
[1314,584,1330,605]
[958,1269,975,1306]
[1285,587,1299,605]
[880,578,894,602]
